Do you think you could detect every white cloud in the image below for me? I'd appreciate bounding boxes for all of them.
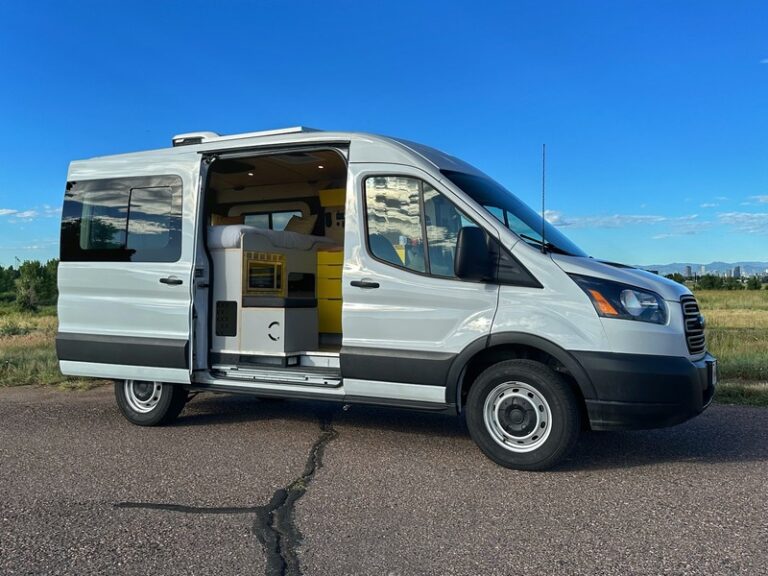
[0,205,60,222]
[0,204,61,222]
[700,203,718,208]
[548,212,699,229]
[718,212,768,234]
[543,210,569,226]
[13,210,39,220]
[546,210,712,242]
[750,195,768,204]
[761,58,768,64]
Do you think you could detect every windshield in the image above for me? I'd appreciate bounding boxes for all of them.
[442,170,587,257]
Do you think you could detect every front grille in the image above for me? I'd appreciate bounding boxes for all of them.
[681,295,706,355]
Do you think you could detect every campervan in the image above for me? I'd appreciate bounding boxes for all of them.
[57,127,717,470]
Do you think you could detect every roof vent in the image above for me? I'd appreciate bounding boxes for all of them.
[172,131,220,147]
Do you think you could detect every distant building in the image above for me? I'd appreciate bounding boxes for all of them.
[733,266,742,278]
[685,266,692,278]
[700,265,707,275]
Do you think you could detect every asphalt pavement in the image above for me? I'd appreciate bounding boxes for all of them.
[1,385,766,576]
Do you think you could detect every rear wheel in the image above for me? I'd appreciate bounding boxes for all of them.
[466,360,580,471]
[115,380,188,426]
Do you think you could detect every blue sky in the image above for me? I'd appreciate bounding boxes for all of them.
[0,0,766,266]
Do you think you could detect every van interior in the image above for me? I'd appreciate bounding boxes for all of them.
[197,148,347,386]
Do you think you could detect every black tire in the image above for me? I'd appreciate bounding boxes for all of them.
[114,380,188,426]
[465,360,580,471]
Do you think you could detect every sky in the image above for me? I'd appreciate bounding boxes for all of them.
[0,0,766,266]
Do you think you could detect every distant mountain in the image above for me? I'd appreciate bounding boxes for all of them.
[637,261,768,276]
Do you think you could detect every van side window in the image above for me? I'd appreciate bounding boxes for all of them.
[244,210,302,231]
[364,176,479,278]
[61,175,182,262]
[364,176,427,273]
[79,190,129,250]
[126,187,177,251]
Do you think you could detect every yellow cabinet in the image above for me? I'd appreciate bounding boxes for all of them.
[317,249,343,266]
[319,188,345,207]
[318,299,342,334]
[317,248,343,333]
[318,277,342,299]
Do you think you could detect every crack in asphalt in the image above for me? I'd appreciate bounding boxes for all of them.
[254,416,338,576]
[113,414,338,576]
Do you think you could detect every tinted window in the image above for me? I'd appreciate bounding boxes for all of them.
[127,188,176,251]
[243,213,270,229]
[78,190,129,250]
[244,210,302,231]
[61,175,182,262]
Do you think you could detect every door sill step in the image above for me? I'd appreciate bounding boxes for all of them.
[211,365,341,388]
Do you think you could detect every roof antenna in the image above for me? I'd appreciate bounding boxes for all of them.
[541,143,547,254]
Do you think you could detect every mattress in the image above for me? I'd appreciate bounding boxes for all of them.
[207,225,338,251]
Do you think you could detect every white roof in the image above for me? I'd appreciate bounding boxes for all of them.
[70,127,485,179]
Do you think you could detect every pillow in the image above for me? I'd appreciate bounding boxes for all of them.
[284,213,317,235]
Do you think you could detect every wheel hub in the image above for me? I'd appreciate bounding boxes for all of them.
[124,380,163,414]
[133,381,154,401]
[483,381,553,453]
[499,399,536,436]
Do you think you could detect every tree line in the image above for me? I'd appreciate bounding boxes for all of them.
[665,272,765,290]
[0,259,59,310]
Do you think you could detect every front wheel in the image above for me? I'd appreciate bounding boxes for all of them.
[115,380,188,426]
[466,360,581,471]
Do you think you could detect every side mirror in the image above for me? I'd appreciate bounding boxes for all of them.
[454,227,494,281]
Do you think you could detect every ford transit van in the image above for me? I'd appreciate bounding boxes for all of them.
[57,127,717,470]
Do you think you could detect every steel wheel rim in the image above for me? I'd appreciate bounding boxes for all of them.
[483,381,553,453]
[124,380,163,413]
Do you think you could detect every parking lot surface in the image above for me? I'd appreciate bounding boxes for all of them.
[1,385,766,575]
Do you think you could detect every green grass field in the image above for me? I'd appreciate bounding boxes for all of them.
[697,290,768,383]
[1,292,766,404]
[0,305,94,389]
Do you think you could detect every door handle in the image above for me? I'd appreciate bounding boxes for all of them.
[160,276,183,286]
[350,280,380,289]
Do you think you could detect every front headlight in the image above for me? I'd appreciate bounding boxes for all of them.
[570,274,668,325]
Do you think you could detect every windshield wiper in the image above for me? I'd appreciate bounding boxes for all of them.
[518,234,571,255]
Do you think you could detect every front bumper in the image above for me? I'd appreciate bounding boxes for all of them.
[573,351,717,431]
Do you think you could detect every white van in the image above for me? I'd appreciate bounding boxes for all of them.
[57,127,717,470]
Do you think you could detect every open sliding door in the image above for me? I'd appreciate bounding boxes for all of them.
[57,152,202,384]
